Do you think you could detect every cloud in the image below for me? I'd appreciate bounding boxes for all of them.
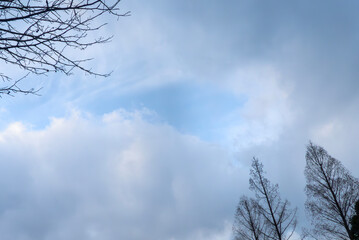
[0,109,245,240]
[220,64,294,149]
[82,0,359,150]
[3,1,359,238]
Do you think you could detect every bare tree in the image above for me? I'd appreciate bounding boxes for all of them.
[305,142,359,240]
[0,0,129,96]
[233,196,268,240]
[249,158,297,240]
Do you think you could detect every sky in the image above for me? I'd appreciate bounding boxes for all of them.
[0,0,359,239]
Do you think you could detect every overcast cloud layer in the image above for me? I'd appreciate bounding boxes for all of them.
[1,0,359,240]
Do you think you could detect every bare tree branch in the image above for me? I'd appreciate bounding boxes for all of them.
[249,158,297,240]
[233,196,268,240]
[0,0,129,96]
[233,158,297,240]
[305,142,359,240]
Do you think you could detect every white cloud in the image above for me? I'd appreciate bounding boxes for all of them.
[218,64,294,150]
[0,109,244,240]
